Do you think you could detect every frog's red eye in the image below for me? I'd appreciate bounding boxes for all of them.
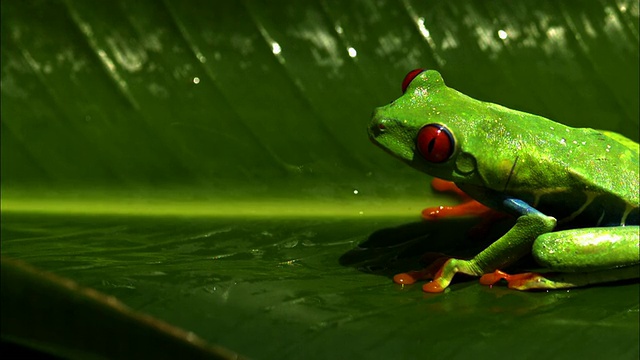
[417,124,454,163]
[402,69,425,94]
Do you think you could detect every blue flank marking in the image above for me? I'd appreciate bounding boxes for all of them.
[502,198,547,218]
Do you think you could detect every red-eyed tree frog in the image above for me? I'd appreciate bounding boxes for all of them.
[369,69,639,292]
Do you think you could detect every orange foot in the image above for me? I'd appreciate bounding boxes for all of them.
[422,178,494,220]
[393,257,449,287]
[480,270,546,290]
[422,281,446,293]
[393,270,429,285]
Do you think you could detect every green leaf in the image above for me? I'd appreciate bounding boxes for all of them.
[2,0,638,358]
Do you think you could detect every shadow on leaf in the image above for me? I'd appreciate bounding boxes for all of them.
[339,216,516,281]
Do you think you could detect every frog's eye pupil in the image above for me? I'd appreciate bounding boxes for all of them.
[427,138,436,153]
[417,124,454,163]
[402,69,425,94]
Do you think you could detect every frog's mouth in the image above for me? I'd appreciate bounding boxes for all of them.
[367,120,383,145]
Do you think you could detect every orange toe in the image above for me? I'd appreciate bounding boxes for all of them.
[505,273,540,289]
[422,280,446,293]
[479,270,510,285]
[393,272,417,285]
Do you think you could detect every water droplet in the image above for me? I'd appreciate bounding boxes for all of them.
[271,42,281,55]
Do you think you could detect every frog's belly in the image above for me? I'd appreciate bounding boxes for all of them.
[519,190,639,227]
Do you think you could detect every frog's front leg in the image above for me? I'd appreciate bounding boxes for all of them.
[421,198,556,293]
[481,226,640,290]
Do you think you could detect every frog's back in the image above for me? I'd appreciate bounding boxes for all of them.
[574,129,639,206]
[599,130,639,156]
[529,128,638,227]
[449,97,638,227]
[481,116,640,227]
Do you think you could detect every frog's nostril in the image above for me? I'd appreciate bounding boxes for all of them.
[369,118,389,138]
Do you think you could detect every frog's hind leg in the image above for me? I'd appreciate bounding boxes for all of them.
[481,226,640,290]
[422,178,496,219]
[480,265,640,290]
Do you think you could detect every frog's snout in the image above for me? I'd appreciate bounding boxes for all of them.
[368,113,386,143]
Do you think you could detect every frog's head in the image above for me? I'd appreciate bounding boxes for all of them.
[369,69,484,184]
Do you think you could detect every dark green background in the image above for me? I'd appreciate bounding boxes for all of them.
[2,0,639,359]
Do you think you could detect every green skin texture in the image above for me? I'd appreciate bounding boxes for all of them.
[369,70,640,291]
